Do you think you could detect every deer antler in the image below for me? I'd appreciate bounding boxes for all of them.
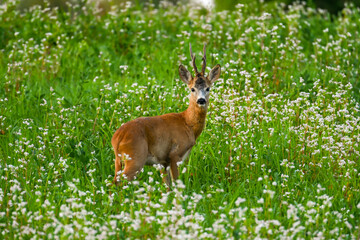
[201,43,206,75]
[189,43,199,75]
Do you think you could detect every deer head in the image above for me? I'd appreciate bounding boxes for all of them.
[179,43,221,108]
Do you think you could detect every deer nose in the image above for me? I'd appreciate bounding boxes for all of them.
[197,98,206,105]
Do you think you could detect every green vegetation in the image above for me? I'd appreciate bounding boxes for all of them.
[0,0,359,238]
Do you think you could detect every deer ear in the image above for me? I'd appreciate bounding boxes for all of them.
[179,64,192,84]
[208,64,221,84]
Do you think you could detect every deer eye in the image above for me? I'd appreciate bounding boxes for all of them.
[206,87,210,92]
[191,88,195,92]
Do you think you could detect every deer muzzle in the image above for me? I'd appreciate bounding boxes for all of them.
[197,98,206,105]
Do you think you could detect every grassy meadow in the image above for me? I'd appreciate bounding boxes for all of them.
[1,0,360,238]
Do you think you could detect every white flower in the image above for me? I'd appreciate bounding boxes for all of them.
[235,197,246,206]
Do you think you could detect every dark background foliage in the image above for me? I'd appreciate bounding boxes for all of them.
[214,0,360,14]
[8,0,360,14]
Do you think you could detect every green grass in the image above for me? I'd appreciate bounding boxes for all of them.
[0,0,360,238]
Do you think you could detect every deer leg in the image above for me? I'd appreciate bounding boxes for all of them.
[113,154,123,185]
[170,156,181,181]
[122,159,145,181]
[160,167,171,190]
[113,136,148,183]
[113,150,142,184]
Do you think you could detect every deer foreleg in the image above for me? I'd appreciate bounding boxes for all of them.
[161,167,171,190]
[170,156,181,181]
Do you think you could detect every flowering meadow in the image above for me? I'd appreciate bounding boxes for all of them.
[1,0,360,238]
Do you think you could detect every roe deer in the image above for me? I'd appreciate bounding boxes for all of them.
[112,43,221,186]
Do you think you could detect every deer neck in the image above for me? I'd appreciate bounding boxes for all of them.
[183,98,208,139]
